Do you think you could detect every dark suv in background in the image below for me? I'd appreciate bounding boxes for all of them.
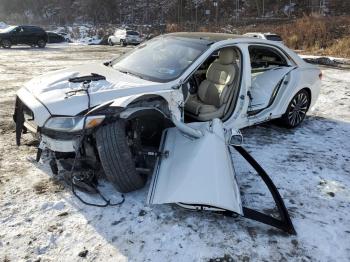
[0,25,48,48]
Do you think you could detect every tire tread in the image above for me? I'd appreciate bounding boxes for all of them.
[96,121,146,193]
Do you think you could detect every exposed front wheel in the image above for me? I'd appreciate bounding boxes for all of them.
[1,39,11,48]
[95,120,146,193]
[280,89,310,128]
[37,39,47,48]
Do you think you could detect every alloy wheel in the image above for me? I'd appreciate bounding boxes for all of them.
[37,40,46,48]
[2,40,11,48]
[288,91,309,127]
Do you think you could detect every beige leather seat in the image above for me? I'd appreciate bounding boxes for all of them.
[185,48,238,121]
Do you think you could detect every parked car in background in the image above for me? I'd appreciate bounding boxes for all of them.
[47,31,69,43]
[244,32,283,43]
[0,25,48,48]
[108,29,141,46]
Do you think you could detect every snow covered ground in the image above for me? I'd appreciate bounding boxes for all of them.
[0,44,349,262]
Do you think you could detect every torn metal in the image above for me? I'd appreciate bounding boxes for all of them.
[148,119,296,234]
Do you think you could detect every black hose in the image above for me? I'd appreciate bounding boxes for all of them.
[69,80,125,207]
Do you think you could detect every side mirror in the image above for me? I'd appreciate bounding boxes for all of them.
[227,129,243,146]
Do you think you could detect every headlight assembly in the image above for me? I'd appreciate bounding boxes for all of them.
[44,115,105,132]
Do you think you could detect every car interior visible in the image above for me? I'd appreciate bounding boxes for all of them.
[184,44,293,121]
[248,45,292,113]
[184,47,241,121]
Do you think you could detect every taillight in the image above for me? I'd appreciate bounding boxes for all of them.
[319,71,323,80]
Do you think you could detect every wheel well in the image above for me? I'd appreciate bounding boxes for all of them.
[301,87,312,102]
[127,95,171,117]
[123,95,174,148]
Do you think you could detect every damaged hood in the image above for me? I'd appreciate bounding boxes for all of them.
[23,63,167,116]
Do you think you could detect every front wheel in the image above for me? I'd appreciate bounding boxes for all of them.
[280,89,310,128]
[95,120,147,193]
[108,39,114,46]
[37,39,46,48]
[1,39,11,48]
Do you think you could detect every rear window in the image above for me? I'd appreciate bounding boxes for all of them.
[265,35,282,41]
[127,31,139,36]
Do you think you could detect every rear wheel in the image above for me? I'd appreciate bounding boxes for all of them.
[280,89,310,128]
[2,39,11,48]
[108,39,114,46]
[120,39,126,47]
[95,120,146,193]
[37,39,46,48]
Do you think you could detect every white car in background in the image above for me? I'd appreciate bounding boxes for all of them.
[244,32,284,44]
[14,33,322,234]
[108,29,141,46]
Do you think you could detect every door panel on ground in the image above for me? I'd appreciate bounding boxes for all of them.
[147,118,243,214]
[249,67,294,111]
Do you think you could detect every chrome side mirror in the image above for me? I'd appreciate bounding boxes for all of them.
[227,129,243,146]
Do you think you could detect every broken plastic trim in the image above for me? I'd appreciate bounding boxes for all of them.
[230,145,296,235]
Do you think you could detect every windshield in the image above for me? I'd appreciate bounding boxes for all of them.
[0,25,17,33]
[112,36,209,82]
[127,31,139,36]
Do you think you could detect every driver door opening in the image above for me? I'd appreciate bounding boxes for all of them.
[184,46,242,122]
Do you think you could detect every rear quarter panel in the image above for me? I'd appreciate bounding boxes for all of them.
[275,66,321,117]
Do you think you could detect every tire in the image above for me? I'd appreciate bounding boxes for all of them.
[37,39,46,48]
[95,120,146,193]
[280,89,310,128]
[108,39,114,46]
[1,39,11,48]
[120,39,126,47]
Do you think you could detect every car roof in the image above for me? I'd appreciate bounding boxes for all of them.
[165,32,247,42]
[20,25,42,28]
[245,32,280,36]
[162,32,304,66]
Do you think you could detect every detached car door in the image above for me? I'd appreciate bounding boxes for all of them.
[147,118,243,214]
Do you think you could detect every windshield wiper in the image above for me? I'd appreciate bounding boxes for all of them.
[118,69,144,80]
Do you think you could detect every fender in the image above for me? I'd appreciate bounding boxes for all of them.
[109,91,183,121]
[120,106,203,139]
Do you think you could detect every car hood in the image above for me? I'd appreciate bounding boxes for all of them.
[23,63,166,116]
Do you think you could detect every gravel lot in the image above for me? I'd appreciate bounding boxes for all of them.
[0,44,349,262]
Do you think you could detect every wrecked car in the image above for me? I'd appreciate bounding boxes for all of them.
[14,33,322,234]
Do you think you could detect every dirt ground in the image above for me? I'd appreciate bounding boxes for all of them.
[0,44,349,262]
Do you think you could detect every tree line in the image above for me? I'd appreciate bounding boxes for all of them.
[0,0,350,26]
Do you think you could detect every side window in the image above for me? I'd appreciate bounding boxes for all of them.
[13,27,21,33]
[22,26,31,33]
[248,45,288,72]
